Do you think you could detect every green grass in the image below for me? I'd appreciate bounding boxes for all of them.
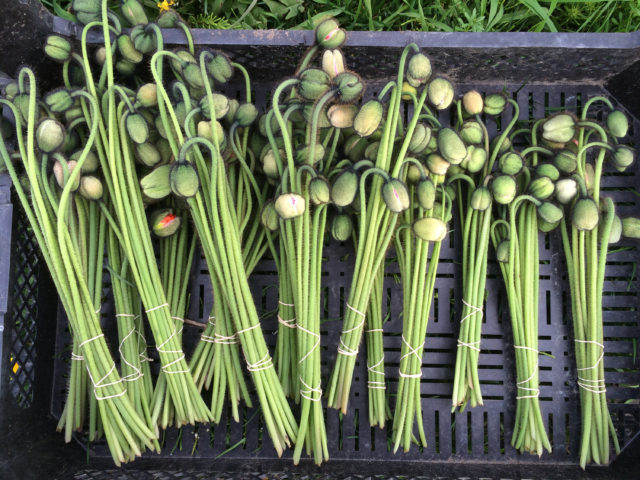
[40,1,640,32]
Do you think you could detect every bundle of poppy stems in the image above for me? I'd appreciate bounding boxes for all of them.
[0,0,638,468]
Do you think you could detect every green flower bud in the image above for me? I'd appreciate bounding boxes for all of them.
[126,113,149,144]
[427,77,454,110]
[94,46,106,66]
[298,68,331,101]
[611,145,634,171]
[275,193,306,219]
[316,18,346,49]
[170,161,200,198]
[331,169,359,207]
[78,175,103,201]
[120,0,148,26]
[129,25,158,54]
[62,129,79,153]
[72,0,102,24]
[224,98,240,124]
[140,165,171,199]
[459,121,483,145]
[115,59,136,76]
[553,150,577,174]
[490,175,517,205]
[405,159,422,185]
[331,213,353,241]
[462,90,483,115]
[364,142,379,161]
[235,103,259,127]
[258,148,278,179]
[438,128,466,165]
[197,120,225,145]
[538,218,560,233]
[335,72,364,103]
[470,186,492,211]
[328,104,357,129]
[36,119,65,153]
[447,164,464,177]
[199,93,229,120]
[322,49,345,79]
[178,62,203,89]
[53,159,80,191]
[135,83,157,108]
[432,201,453,223]
[572,197,599,231]
[134,142,161,167]
[535,163,560,182]
[622,217,640,239]
[12,94,30,124]
[117,35,143,64]
[70,150,99,174]
[537,201,563,224]
[44,35,72,63]
[584,163,595,195]
[302,104,331,129]
[498,152,523,176]
[444,184,456,202]
[416,177,436,210]
[555,178,578,204]
[309,176,331,205]
[296,144,325,165]
[157,10,184,28]
[150,209,181,237]
[44,89,74,113]
[344,135,368,161]
[528,176,555,200]
[483,93,506,116]
[3,82,19,101]
[382,178,410,213]
[604,214,622,244]
[490,135,511,155]
[169,49,195,73]
[206,52,234,84]
[353,100,383,137]
[607,110,628,138]
[260,201,279,231]
[408,123,432,154]
[425,153,450,176]
[407,53,432,87]
[496,240,510,263]
[542,113,576,144]
[413,217,448,242]
[156,138,173,165]
[461,145,487,173]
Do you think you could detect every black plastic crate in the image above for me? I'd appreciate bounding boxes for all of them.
[1,4,640,479]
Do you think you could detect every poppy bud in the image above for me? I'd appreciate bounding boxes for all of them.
[496,240,510,263]
[322,49,345,79]
[427,77,454,110]
[555,178,578,205]
[316,18,346,49]
[328,104,357,129]
[353,100,383,137]
[120,0,148,26]
[44,35,72,62]
[126,113,149,144]
[537,201,564,224]
[331,169,359,207]
[298,68,331,101]
[260,201,279,231]
[335,72,364,103]
[136,83,157,107]
[150,209,181,238]
[483,93,506,116]
[438,128,466,165]
[622,217,640,239]
[36,119,65,153]
[235,103,259,127]
[459,121,483,145]
[44,89,74,113]
[382,178,410,213]
[170,161,200,198]
[470,186,492,211]
[53,159,80,191]
[462,90,483,115]
[140,165,171,199]
[553,150,577,174]
[498,152,523,176]
[407,53,432,87]
[309,176,330,205]
[528,176,555,200]
[331,213,353,241]
[78,175,103,201]
[275,193,306,219]
[416,177,435,210]
[542,113,576,144]
[572,197,599,231]
[490,175,517,205]
[535,163,560,182]
[607,110,628,138]
[408,123,432,154]
[413,217,448,242]
[206,52,234,84]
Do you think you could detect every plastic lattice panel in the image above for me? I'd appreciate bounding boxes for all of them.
[48,83,640,466]
[7,195,39,408]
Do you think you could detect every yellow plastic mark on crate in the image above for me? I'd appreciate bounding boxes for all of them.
[12,362,19,374]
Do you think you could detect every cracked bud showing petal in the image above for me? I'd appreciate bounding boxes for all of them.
[309,176,331,205]
[496,240,510,263]
[331,213,353,241]
[462,90,483,115]
[490,175,517,205]
[316,18,346,49]
[170,161,200,198]
[335,72,364,103]
[45,35,72,63]
[53,159,80,191]
[382,178,410,213]
[298,68,331,101]
[353,100,383,137]
[235,103,259,127]
[331,169,358,207]
[150,209,181,238]
[438,128,466,165]
[78,176,104,201]
[322,49,345,79]
[407,53,432,87]
[542,113,576,144]
[483,93,506,116]
[555,178,578,205]
[120,0,148,26]
[498,152,523,176]
[328,104,357,129]
[470,186,492,211]
[572,197,599,231]
[275,193,306,219]
[622,217,640,239]
[607,110,628,138]
[427,77,454,110]
[537,201,564,224]
[36,119,66,153]
[413,217,448,242]
[260,201,279,231]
